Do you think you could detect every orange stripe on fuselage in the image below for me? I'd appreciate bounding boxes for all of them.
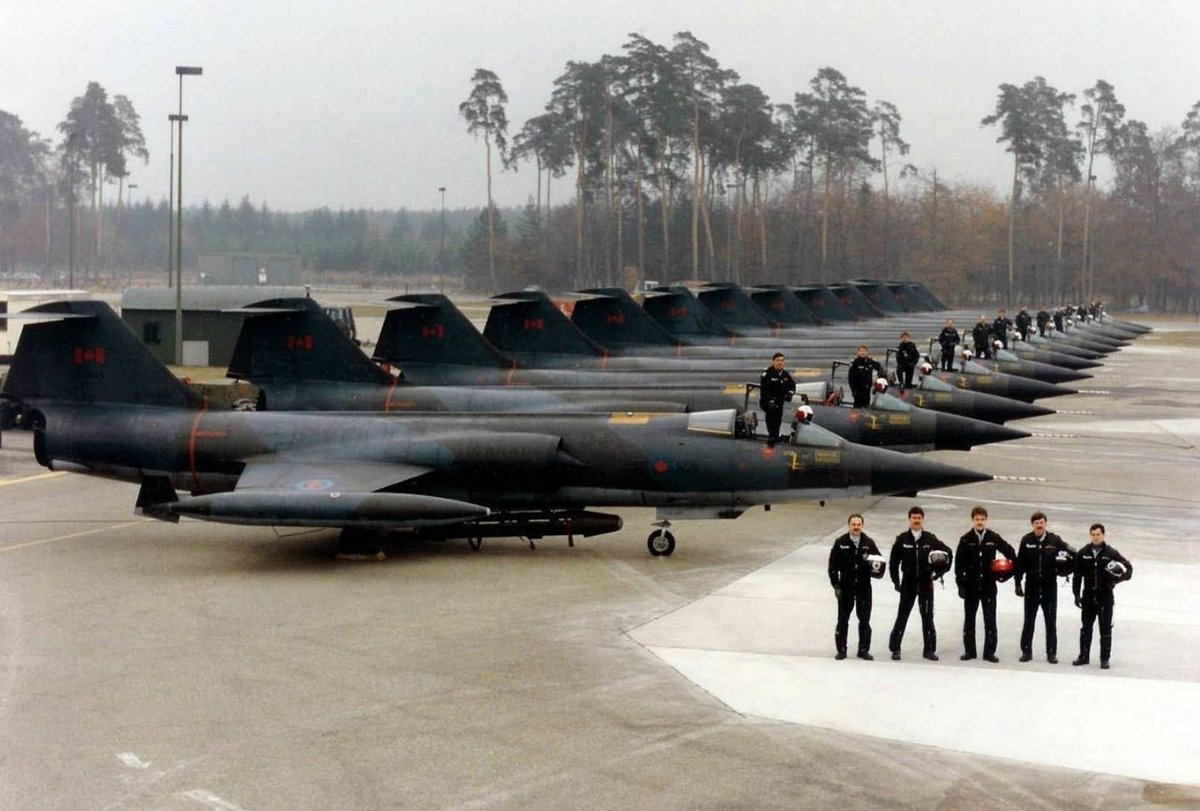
[187,399,212,492]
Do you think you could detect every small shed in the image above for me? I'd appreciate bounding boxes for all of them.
[121,285,308,367]
[198,253,302,285]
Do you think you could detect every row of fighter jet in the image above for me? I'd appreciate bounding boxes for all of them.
[0,279,1147,557]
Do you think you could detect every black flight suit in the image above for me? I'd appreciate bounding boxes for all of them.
[1053,310,1065,333]
[895,340,920,390]
[1036,309,1051,337]
[972,321,992,359]
[847,355,884,409]
[1014,531,1073,659]
[888,530,952,657]
[828,532,883,657]
[1015,309,1032,340]
[955,528,1016,659]
[993,315,1013,349]
[1073,542,1133,664]
[758,365,796,446]
[937,326,960,371]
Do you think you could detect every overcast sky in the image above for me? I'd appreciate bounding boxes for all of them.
[4,0,1197,213]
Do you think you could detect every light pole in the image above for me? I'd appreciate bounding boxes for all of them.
[173,65,202,366]
[438,186,446,293]
[167,115,175,288]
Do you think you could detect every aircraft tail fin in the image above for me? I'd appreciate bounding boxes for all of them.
[373,294,512,368]
[1,299,202,408]
[483,291,605,356]
[571,288,683,348]
[227,298,392,385]
[695,283,776,328]
[748,286,823,325]
[642,287,736,338]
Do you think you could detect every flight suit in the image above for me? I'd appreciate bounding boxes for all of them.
[895,340,920,390]
[972,321,992,359]
[993,315,1013,349]
[828,532,883,657]
[847,356,884,409]
[758,365,796,446]
[888,530,952,657]
[1036,309,1051,337]
[955,529,1016,659]
[1014,531,1073,660]
[1073,542,1133,665]
[937,327,960,371]
[1015,309,1032,340]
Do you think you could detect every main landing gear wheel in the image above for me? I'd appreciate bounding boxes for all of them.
[647,529,676,556]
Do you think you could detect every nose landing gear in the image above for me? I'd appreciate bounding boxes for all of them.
[647,521,676,556]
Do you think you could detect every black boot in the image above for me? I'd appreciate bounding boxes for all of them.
[1072,656,1089,666]
[835,649,847,660]
[857,651,874,661]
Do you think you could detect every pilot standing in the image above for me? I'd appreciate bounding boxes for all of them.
[847,345,885,408]
[1036,307,1051,337]
[758,352,796,448]
[1014,511,1074,663]
[937,319,960,371]
[888,506,953,661]
[993,308,1013,349]
[1072,523,1133,669]
[972,316,992,359]
[1015,306,1033,341]
[828,513,884,660]
[895,331,920,391]
[955,506,1016,662]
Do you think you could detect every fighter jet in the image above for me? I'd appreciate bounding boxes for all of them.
[1,300,991,557]
[226,298,1028,452]
[373,293,1055,424]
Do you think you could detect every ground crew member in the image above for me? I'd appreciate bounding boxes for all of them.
[758,352,796,448]
[828,513,884,660]
[993,308,1013,349]
[1014,510,1074,663]
[955,506,1016,662]
[895,331,919,390]
[1015,306,1033,340]
[847,345,884,408]
[888,506,952,661]
[972,316,992,359]
[1072,523,1133,669]
[1036,307,1051,337]
[937,319,960,371]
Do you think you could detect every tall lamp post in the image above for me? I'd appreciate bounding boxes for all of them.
[438,186,446,293]
[167,115,176,288]
[173,65,202,366]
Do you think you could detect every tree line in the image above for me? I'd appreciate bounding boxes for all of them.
[2,52,1199,310]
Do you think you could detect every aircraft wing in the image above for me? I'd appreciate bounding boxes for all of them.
[153,457,490,528]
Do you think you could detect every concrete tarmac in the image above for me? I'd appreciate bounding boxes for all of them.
[1,320,1198,810]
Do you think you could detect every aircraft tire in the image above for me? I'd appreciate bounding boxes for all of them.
[647,530,676,556]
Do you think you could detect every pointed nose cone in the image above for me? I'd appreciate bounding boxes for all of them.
[934,411,1031,450]
[1006,375,1077,402]
[868,451,992,496]
[997,359,1091,384]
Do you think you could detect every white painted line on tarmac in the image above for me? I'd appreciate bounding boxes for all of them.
[1030,433,1077,438]
[992,475,1048,483]
[0,521,143,554]
[1075,389,1111,395]
[0,471,67,488]
[180,789,250,811]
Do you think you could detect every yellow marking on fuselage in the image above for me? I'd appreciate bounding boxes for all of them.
[0,471,67,488]
[608,412,651,424]
[788,451,803,471]
[0,520,143,554]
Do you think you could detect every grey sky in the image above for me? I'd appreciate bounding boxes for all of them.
[4,0,1197,213]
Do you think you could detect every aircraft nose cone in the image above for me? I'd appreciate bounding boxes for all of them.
[868,451,992,496]
[1008,362,1092,384]
[934,411,1031,450]
[1008,376,1077,402]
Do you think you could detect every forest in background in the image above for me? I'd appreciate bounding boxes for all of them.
[2,32,1199,310]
